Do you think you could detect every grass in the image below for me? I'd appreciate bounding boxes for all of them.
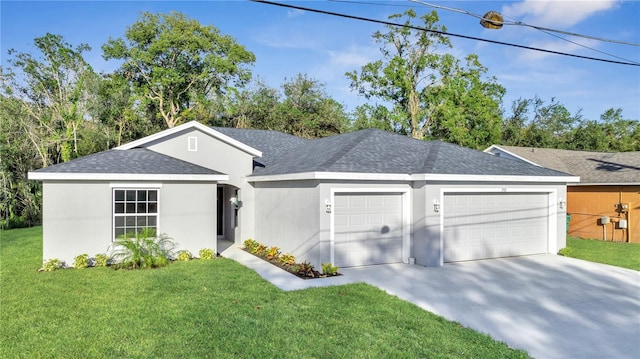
[0,227,529,358]
[563,236,640,271]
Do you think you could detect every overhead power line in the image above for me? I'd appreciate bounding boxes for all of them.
[410,0,640,47]
[408,0,639,64]
[251,0,639,67]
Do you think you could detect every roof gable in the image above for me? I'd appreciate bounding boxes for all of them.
[117,121,262,157]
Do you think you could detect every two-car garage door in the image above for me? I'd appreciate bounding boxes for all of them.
[333,193,403,267]
[443,192,549,262]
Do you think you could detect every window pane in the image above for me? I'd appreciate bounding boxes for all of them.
[114,203,125,214]
[148,216,157,226]
[126,190,136,201]
[148,191,157,201]
[137,203,147,213]
[126,203,136,213]
[148,203,157,214]
[115,190,125,201]
[126,216,136,226]
[114,217,124,226]
[137,216,147,226]
[137,191,147,201]
[125,228,136,237]
[115,228,125,238]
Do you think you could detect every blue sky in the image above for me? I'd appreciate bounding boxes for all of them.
[2,0,639,122]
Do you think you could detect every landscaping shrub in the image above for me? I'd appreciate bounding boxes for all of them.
[321,262,339,276]
[558,247,572,256]
[109,229,175,269]
[243,238,258,252]
[94,253,109,267]
[266,246,280,260]
[42,258,63,272]
[199,248,215,259]
[279,253,295,266]
[177,250,192,261]
[73,254,90,268]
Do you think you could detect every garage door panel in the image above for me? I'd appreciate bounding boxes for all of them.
[334,193,403,267]
[444,193,548,262]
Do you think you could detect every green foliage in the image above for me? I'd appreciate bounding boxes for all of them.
[243,238,259,253]
[1,227,529,358]
[42,258,63,272]
[254,244,268,256]
[102,11,256,128]
[346,9,504,147]
[177,250,193,261]
[557,247,572,257]
[565,237,640,271]
[279,253,296,266]
[321,262,339,276]
[266,246,280,260]
[199,248,215,260]
[214,75,348,139]
[94,253,109,267]
[73,254,90,268]
[109,228,176,269]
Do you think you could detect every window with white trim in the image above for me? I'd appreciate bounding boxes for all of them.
[113,189,158,239]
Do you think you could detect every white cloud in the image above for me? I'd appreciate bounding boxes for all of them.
[287,9,305,18]
[502,0,619,27]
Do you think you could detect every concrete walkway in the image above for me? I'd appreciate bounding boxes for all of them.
[222,246,640,359]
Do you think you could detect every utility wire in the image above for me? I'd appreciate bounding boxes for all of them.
[409,0,639,64]
[251,0,640,66]
[410,0,640,47]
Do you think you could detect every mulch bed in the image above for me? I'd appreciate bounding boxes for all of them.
[242,248,341,280]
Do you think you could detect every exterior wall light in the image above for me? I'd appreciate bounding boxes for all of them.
[559,199,566,209]
[433,199,440,213]
[230,196,240,209]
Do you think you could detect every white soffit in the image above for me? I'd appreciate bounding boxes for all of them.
[27,172,229,182]
[247,171,579,183]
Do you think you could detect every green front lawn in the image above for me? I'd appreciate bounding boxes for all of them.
[563,236,640,271]
[0,227,528,358]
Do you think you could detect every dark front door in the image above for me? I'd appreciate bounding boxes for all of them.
[217,187,223,236]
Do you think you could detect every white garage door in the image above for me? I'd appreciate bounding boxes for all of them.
[444,193,549,262]
[334,193,403,267]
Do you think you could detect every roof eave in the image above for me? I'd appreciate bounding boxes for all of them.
[247,171,580,183]
[28,172,229,182]
[570,182,640,186]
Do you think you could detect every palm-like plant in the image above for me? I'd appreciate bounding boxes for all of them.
[110,228,176,269]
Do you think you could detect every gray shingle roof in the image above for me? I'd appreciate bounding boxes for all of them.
[218,128,570,177]
[34,148,224,175]
[496,146,640,183]
[212,127,309,168]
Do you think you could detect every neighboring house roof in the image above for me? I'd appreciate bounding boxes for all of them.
[28,148,228,181]
[485,145,640,184]
[219,127,573,180]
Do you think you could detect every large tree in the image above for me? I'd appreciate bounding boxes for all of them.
[346,9,504,146]
[277,74,349,139]
[102,11,256,129]
[3,33,99,165]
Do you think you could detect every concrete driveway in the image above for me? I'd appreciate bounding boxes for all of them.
[224,248,640,359]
